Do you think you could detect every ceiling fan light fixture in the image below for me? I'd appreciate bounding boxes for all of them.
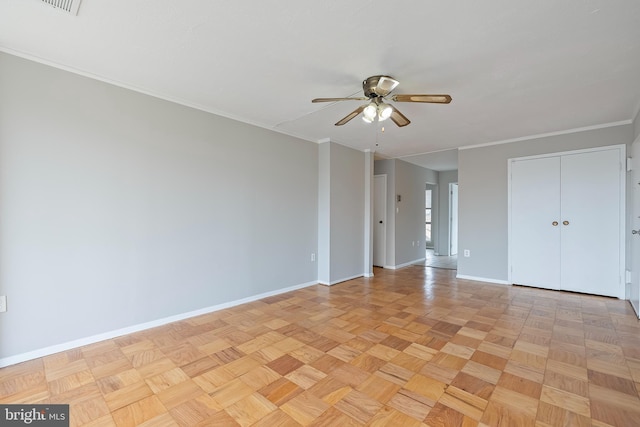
[363,102,377,121]
[312,75,451,127]
[378,103,392,121]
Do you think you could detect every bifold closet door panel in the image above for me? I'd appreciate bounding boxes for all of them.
[560,149,621,297]
[511,156,561,290]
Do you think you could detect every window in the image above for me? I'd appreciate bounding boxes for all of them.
[425,189,432,247]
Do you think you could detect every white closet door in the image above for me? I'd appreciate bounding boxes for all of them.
[373,175,387,267]
[560,149,622,297]
[511,156,562,290]
[630,140,640,317]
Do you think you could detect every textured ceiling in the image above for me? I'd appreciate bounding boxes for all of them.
[1,0,640,170]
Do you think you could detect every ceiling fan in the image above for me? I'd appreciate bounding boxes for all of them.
[312,75,451,127]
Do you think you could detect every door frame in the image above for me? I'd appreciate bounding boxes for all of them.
[449,183,458,256]
[630,135,640,317]
[425,185,435,249]
[373,174,387,268]
[507,144,626,298]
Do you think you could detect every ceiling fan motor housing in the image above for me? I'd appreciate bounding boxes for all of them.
[363,75,397,98]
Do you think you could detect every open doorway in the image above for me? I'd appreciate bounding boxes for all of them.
[424,181,457,270]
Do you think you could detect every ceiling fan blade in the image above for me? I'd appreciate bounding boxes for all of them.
[312,97,368,103]
[389,105,411,127]
[390,94,452,104]
[374,76,399,96]
[335,105,366,126]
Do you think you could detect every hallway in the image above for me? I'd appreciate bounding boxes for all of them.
[419,249,458,270]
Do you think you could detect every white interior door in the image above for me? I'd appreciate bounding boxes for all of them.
[449,183,458,256]
[511,156,562,290]
[630,140,640,317]
[560,149,622,297]
[373,175,387,267]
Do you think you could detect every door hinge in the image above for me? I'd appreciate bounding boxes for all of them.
[627,157,633,172]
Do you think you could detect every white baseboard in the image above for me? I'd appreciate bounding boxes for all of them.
[0,280,317,368]
[456,274,511,285]
[386,258,426,270]
[364,272,374,278]
[318,273,365,286]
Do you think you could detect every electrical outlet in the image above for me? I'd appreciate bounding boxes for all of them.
[463,249,471,257]
[311,253,315,262]
[0,295,6,313]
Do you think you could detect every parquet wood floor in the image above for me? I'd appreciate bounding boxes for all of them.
[2,266,640,426]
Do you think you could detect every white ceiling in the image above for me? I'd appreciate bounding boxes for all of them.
[2,0,640,171]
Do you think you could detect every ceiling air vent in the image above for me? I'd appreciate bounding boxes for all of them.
[40,0,82,15]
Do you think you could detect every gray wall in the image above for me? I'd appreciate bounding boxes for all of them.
[635,109,640,140]
[328,143,365,283]
[0,52,319,360]
[437,170,459,256]
[363,152,374,277]
[317,143,331,282]
[458,124,633,282]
